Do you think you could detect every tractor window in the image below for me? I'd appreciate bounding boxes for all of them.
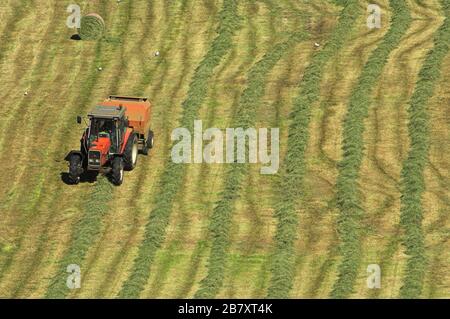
[88,119,114,145]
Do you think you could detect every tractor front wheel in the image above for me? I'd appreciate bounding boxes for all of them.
[124,133,138,171]
[68,154,82,184]
[111,157,124,186]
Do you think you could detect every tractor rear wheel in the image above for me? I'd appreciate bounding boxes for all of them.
[68,154,82,184]
[124,133,138,171]
[141,130,154,155]
[111,157,124,186]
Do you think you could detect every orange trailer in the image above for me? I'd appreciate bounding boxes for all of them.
[100,95,152,141]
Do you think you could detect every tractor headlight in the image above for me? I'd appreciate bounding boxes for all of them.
[88,150,101,166]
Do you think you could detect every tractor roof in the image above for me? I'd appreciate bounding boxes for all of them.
[88,105,126,119]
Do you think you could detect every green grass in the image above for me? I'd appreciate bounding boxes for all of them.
[91,0,200,297]
[194,30,308,299]
[9,42,106,300]
[118,0,241,298]
[0,2,109,291]
[331,0,412,298]
[44,1,132,298]
[0,0,32,64]
[45,177,114,298]
[267,0,360,298]
[399,0,450,299]
[0,0,448,299]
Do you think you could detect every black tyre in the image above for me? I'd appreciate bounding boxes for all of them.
[68,154,82,184]
[123,133,138,171]
[111,157,124,186]
[141,130,154,155]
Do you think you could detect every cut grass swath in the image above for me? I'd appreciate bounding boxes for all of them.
[0,0,32,64]
[45,178,114,298]
[174,3,260,297]
[330,0,412,298]
[399,0,450,299]
[44,1,132,298]
[267,0,360,299]
[0,1,111,291]
[0,4,70,282]
[145,6,241,298]
[118,0,241,298]
[8,34,103,300]
[93,0,197,297]
[78,13,105,40]
[194,31,308,299]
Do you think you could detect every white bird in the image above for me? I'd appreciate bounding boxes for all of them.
[24,91,28,96]
[98,67,103,71]
[154,50,160,57]
[314,42,320,48]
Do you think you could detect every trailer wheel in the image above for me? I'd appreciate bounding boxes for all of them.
[123,133,138,171]
[111,157,124,186]
[141,130,154,155]
[68,154,82,184]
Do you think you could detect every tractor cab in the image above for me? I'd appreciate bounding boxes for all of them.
[87,105,127,154]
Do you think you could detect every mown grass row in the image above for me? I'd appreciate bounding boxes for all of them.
[172,3,260,297]
[53,1,168,298]
[92,0,200,297]
[197,0,284,298]
[1,2,111,295]
[8,20,106,299]
[399,0,449,299]
[141,4,236,298]
[45,178,114,298]
[102,0,213,298]
[42,41,110,297]
[45,1,131,298]
[118,0,241,298]
[330,0,412,298]
[0,2,68,282]
[266,0,360,298]
[0,0,32,65]
[24,40,130,299]
[194,30,308,299]
[363,8,438,297]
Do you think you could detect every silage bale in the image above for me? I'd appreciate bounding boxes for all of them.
[78,13,105,40]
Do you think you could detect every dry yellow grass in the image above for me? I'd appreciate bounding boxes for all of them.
[0,0,448,298]
[354,0,444,298]
[421,50,450,298]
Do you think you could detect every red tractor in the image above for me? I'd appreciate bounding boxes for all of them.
[67,95,154,185]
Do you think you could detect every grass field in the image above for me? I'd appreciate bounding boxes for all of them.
[0,0,448,298]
